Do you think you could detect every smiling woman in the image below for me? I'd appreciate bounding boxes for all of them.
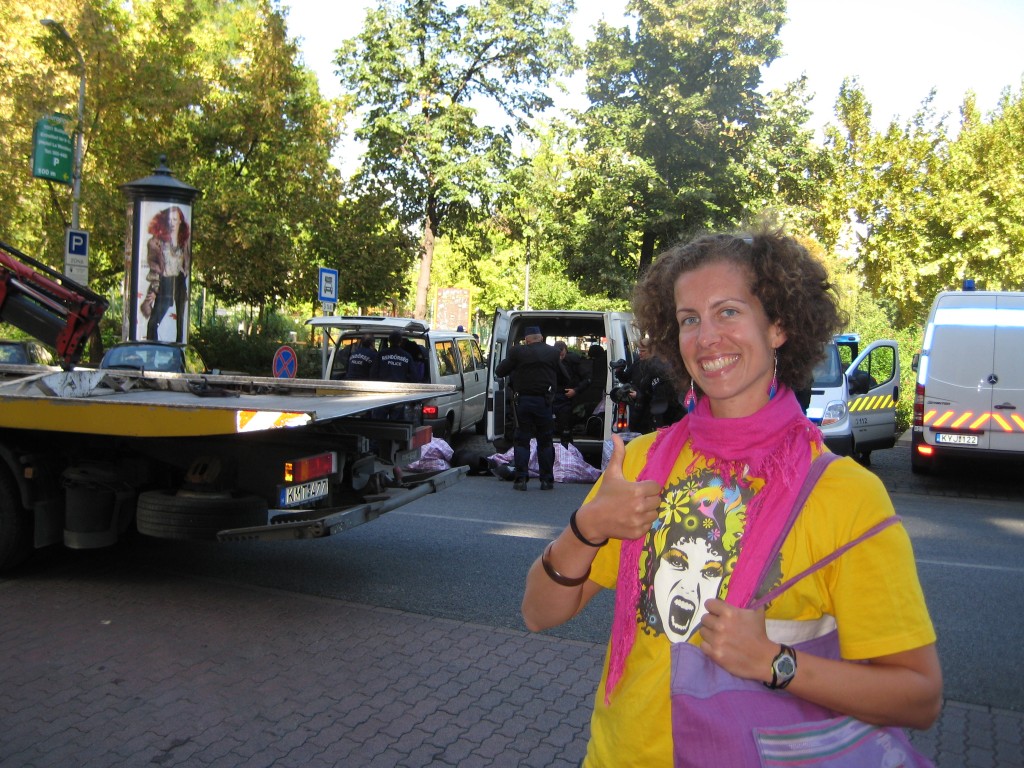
[520,227,942,767]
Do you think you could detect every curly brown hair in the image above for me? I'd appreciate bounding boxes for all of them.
[632,227,848,394]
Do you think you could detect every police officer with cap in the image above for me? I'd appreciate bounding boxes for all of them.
[494,325,570,491]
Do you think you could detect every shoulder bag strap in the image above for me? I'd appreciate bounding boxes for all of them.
[749,514,903,610]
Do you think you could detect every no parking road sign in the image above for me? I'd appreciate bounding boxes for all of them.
[273,345,298,379]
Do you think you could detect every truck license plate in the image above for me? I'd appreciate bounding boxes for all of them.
[279,478,330,507]
[935,433,979,446]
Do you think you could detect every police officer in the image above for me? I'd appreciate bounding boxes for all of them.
[494,326,569,491]
[374,331,414,383]
[370,331,414,420]
[346,336,378,380]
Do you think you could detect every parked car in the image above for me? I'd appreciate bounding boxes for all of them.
[0,339,56,367]
[307,316,488,439]
[99,341,208,374]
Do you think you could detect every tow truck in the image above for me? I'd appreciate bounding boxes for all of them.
[0,239,464,571]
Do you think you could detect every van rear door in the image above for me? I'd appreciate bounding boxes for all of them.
[922,296,998,451]
[989,294,1024,453]
[486,309,513,441]
[846,339,900,454]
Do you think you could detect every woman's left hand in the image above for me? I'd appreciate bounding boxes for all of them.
[698,598,776,683]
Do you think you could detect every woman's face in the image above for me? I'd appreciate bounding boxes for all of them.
[674,259,786,419]
[168,208,182,231]
[653,535,724,643]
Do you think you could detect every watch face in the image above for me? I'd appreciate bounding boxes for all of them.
[775,655,796,678]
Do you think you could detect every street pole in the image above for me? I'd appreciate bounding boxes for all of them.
[40,18,85,230]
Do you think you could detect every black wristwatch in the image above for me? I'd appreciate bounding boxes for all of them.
[764,644,797,690]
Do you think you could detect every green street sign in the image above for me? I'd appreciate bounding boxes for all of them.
[32,115,74,185]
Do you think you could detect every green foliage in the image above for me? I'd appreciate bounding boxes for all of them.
[567,0,790,286]
[2,0,1020,371]
[191,313,319,377]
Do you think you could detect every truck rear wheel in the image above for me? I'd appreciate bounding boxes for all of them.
[136,490,267,541]
[0,466,31,571]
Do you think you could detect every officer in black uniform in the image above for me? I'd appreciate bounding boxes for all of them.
[346,336,378,380]
[371,331,414,419]
[374,331,414,383]
[494,326,570,491]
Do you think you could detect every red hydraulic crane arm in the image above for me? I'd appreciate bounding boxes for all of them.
[0,239,109,369]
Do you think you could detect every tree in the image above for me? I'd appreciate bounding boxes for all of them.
[2,0,351,333]
[184,0,345,322]
[335,0,576,320]
[576,0,788,284]
[933,83,1024,293]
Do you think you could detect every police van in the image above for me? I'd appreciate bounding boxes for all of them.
[486,309,640,462]
[307,316,487,439]
[806,333,900,465]
[910,288,1024,474]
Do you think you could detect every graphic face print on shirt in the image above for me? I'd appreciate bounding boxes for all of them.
[637,467,759,642]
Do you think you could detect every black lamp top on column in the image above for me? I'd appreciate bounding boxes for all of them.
[120,155,200,204]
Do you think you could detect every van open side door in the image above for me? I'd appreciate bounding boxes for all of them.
[847,339,900,455]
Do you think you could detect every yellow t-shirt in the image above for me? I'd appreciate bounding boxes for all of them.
[582,432,936,768]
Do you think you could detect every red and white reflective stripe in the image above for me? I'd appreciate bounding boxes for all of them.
[236,410,312,432]
[923,409,1024,433]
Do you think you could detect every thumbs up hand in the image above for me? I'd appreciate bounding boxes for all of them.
[577,435,663,543]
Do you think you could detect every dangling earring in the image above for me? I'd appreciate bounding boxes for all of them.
[768,351,778,400]
[685,381,697,413]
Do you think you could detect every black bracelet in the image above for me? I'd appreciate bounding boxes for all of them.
[541,542,590,587]
[569,509,608,547]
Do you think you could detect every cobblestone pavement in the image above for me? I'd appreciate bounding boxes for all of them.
[2,562,1022,768]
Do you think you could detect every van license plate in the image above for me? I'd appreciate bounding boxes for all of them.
[935,434,979,446]
[279,478,330,507]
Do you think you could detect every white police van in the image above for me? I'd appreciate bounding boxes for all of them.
[806,333,900,465]
[911,288,1024,473]
[307,316,487,439]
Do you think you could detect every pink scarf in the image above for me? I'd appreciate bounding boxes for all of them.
[604,386,822,702]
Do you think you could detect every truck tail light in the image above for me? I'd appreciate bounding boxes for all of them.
[284,452,337,483]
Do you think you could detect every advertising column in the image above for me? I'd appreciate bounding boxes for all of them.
[120,157,201,343]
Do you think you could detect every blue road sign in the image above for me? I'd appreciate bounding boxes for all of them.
[319,267,339,303]
[66,229,89,257]
[273,345,298,379]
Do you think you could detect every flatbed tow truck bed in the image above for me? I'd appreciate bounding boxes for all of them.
[0,369,457,437]
[0,368,466,567]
